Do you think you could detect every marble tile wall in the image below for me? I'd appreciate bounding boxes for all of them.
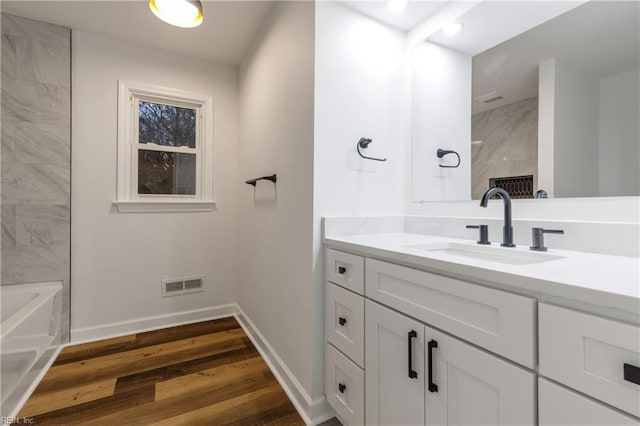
[471,97,538,200]
[1,14,71,342]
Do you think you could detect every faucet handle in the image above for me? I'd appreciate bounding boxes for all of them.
[530,228,564,251]
[466,225,490,245]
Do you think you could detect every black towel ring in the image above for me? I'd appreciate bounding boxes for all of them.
[436,149,460,168]
[357,138,387,162]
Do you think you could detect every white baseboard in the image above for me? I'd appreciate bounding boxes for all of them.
[69,303,335,425]
[70,304,237,344]
[234,305,335,425]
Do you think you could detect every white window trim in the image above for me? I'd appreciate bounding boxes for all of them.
[114,79,215,213]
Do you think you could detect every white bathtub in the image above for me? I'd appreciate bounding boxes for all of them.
[1,281,63,417]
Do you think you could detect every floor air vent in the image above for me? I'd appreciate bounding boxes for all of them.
[161,276,204,297]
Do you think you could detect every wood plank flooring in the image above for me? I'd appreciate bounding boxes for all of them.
[17,317,305,425]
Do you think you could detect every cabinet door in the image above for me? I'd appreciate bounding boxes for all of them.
[425,327,535,426]
[539,378,638,426]
[366,300,425,426]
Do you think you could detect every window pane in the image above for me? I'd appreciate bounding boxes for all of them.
[138,101,196,148]
[138,150,196,195]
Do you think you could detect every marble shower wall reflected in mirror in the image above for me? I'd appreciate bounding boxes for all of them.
[471,97,538,200]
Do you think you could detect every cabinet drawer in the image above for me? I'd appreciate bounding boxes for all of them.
[365,258,536,367]
[539,378,638,426]
[326,344,365,426]
[326,283,364,368]
[325,249,364,295]
[539,303,640,418]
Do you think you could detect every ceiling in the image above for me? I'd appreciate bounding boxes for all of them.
[427,1,584,56]
[342,1,448,32]
[471,1,639,113]
[3,0,635,114]
[0,1,275,65]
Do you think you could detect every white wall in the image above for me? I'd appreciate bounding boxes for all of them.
[71,31,239,337]
[313,0,407,375]
[237,0,317,413]
[411,42,471,201]
[599,68,640,196]
[312,0,408,411]
[553,59,600,198]
[314,2,408,217]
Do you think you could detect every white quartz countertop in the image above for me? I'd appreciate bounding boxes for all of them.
[324,233,640,314]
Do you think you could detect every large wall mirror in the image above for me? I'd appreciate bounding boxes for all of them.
[411,1,639,201]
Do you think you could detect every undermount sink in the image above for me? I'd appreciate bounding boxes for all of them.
[404,242,564,265]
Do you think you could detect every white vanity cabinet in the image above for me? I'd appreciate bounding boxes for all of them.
[365,299,535,426]
[324,246,640,426]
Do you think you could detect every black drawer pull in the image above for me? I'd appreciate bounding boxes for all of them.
[408,330,418,379]
[338,266,346,275]
[428,339,438,392]
[338,317,347,326]
[338,383,346,393]
[624,363,640,385]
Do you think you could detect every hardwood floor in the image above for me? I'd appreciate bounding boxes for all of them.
[17,317,305,425]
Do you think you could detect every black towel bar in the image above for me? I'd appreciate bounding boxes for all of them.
[245,174,277,186]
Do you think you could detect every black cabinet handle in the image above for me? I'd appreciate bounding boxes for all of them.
[408,330,418,379]
[338,266,346,275]
[624,363,640,385]
[428,339,438,392]
[338,317,347,326]
[338,383,346,393]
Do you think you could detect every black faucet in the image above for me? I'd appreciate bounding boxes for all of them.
[479,187,515,247]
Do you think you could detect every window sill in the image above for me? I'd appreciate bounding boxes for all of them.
[113,200,216,213]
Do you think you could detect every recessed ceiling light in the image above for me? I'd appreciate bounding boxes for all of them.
[149,0,203,28]
[442,21,463,36]
[387,0,408,14]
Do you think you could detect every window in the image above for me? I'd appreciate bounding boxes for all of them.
[116,81,214,212]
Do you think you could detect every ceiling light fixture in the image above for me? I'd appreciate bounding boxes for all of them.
[387,0,408,14]
[442,21,463,36]
[149,0,203,28]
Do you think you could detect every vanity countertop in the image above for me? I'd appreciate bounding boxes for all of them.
[324,233,640,314]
